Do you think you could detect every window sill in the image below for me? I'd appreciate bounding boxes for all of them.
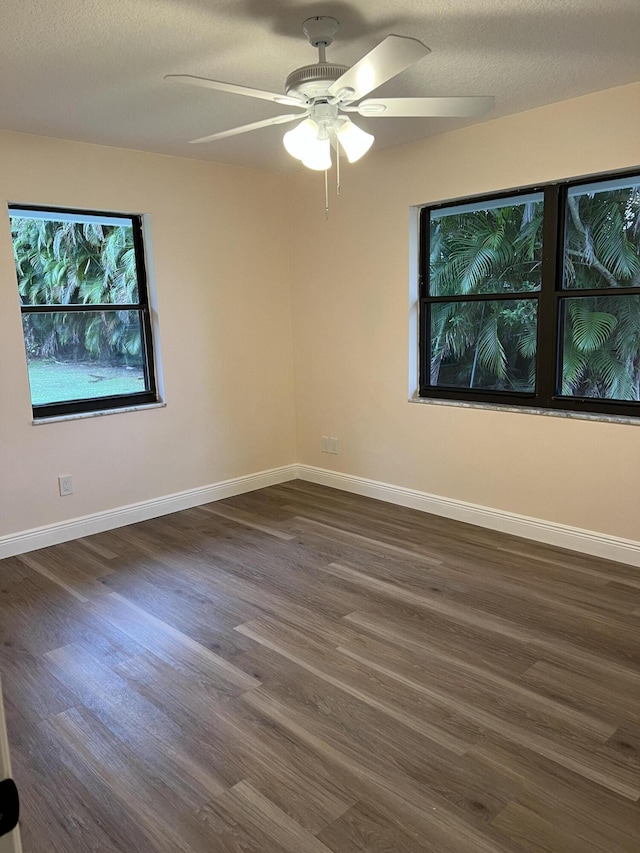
[408,395,640,426]
[32,401,166,425]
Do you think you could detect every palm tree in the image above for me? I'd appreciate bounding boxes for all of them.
[428,183,640,400]
[562,185,640,399]
[429,198,543,390]
[12,216,142,366]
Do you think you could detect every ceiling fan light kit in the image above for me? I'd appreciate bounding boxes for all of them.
[283,114,374,169]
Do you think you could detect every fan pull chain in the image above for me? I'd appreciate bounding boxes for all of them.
[324,168,329,219]
[336,141,341,196]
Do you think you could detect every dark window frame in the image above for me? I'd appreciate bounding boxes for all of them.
[11,204,158,419]
[418,169,640,418]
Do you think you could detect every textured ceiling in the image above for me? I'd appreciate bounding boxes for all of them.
[1,0,639,172]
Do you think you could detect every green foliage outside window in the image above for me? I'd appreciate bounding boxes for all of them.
[11,207,156,415]
[562,186,640,399]
[12,216,142,367]
[429,198,542,391]
[425,178,640,403]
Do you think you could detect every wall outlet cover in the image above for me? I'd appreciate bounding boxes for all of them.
[58,475,73,496]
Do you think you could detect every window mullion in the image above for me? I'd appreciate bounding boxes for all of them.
[426,292,540,304]
[536,184,563,407]
[419,207,429,299]
[20,303,143,314]
[419,299,430,390]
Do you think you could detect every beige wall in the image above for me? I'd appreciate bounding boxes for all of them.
[0,132,296,537]
[2,83,639,545]
[289,83,640,541]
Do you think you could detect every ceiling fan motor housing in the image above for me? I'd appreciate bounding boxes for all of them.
[285,63,349,101]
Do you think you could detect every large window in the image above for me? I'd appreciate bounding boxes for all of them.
[10,206,158,418]
[419,171,640,417]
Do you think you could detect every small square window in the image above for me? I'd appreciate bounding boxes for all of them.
[10,205,158,418]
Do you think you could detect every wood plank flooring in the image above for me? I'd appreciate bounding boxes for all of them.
[1,480,640,851]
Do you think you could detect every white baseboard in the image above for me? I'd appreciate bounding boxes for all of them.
[3,462,638,568]
[296,465,640,568]
[0,464,298,560]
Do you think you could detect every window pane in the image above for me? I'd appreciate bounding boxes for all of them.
[564,178,640,289]
[429,193,543,296]
[559,295,640,401]
[430,299,537,391]
[22,310,148,406]
[11,213,139,305]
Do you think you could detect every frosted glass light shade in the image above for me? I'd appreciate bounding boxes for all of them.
[336,120,374,163]
[284,116,371,171]
[302,136,331,171]
[283,119,319,161]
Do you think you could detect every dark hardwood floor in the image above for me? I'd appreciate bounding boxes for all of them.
[1,480,640,852]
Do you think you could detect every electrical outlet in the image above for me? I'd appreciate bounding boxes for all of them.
[321,436,329,453]
[58,475,73,496]
[329,437,338,454]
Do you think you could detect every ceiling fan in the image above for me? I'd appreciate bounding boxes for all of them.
[166,16,494,171]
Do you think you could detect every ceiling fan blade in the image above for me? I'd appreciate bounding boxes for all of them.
[165,75,306,108]
[328,35,430,102]
[354,96,495,118]
[189,113,305,144]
